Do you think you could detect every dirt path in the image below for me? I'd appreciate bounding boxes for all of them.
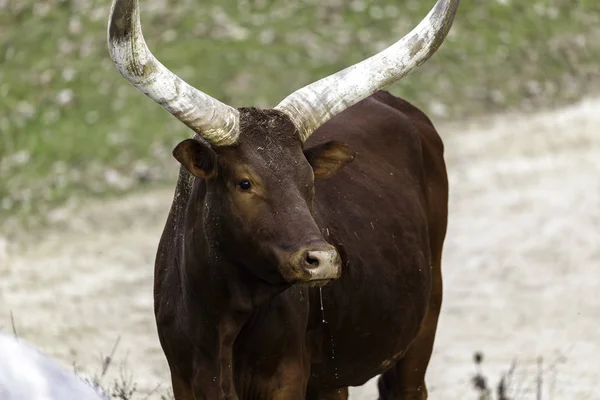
[1,98,599,399]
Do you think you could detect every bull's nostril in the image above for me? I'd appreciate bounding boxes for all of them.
[305,253,320,267]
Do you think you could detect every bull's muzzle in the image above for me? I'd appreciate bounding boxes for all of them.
[285,245,342,286]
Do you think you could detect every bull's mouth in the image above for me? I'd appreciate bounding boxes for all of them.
[297,279,332,288]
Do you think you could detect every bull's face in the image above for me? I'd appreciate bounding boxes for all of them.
[173,108,355,286]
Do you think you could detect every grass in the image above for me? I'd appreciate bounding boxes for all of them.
[72,337,174,400]
[470,351,566,400]
[1,0,599,228]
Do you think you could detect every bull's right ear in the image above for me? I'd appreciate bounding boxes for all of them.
[172,139,217,179]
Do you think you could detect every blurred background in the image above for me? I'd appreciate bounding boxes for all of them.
[1,0,599,229]
[1,0,599,399]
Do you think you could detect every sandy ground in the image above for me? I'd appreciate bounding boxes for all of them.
[1,98,599,399]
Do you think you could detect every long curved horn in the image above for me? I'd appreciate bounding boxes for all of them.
[275,0,460,142]
[107,0,239,146]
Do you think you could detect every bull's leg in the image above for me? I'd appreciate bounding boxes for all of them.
[305,387,349,400]
[170,372,195,400]
[377,295,441,399]
[377,256,443,400]
[233,353,310,399]
[261,359,311,400]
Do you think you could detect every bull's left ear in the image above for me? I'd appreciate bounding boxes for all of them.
[304,141,356,179]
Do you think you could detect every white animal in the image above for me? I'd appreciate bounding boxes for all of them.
[0,331,107,400]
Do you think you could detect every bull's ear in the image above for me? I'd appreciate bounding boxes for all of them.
[304,141,356,179]
[173,139,217,179]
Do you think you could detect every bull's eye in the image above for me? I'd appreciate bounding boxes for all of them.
[238,180,251,191]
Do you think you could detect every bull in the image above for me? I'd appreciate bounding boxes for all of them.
[107,0,459,398]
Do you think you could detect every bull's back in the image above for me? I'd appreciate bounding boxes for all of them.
[306,91,448,387]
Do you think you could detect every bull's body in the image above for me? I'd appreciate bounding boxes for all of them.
[154,91,448,399]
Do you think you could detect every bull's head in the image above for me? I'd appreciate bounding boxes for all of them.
[171,107,354,286]
[107,0,459,285]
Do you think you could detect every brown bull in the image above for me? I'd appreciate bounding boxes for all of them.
[108,0,459,398]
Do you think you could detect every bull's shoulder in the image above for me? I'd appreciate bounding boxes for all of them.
[371,90,444,153]
[313,91,439,147]
[311,90,448,217]
[312,91,442,168]
[372,91,434,126]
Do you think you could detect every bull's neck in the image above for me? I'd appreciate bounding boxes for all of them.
[180,234,289,315]
[173,175,255,399]
[180,177,289,315]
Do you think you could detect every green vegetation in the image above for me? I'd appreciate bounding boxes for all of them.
[1,0,599,227]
